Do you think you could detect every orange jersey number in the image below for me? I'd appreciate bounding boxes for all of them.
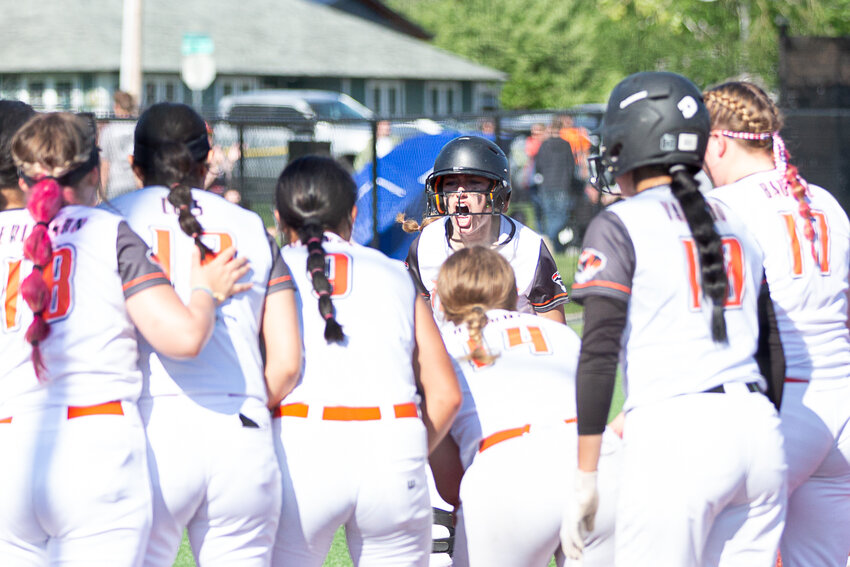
[467,325,552,369]
[780,211,830,277]
[3,247,74,331]
[150,228,234,280]
[683,237,745,310]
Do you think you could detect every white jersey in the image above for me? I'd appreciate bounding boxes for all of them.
[282,232,419,407]
[110,187,294,401]
[572,186,766,411]
[711,170,850,381]
[441,309,581,469]
[406,215,569,319]
[0,206,170,414]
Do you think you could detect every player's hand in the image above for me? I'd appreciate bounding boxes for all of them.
[561,469,599,561]
[191,246,251,302]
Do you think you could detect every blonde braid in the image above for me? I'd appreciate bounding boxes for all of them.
[463,305,496,366]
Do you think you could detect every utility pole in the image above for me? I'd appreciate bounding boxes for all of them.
[119,0,143,103]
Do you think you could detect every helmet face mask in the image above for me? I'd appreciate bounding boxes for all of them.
[425,136,511,219]
[596,71,709,185]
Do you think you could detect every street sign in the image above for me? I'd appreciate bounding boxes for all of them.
[181,33,216,92]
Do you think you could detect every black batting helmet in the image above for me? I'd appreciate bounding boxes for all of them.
[590,72,709,191]
[424,135,511,218]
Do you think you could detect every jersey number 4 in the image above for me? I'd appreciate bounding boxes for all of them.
[3,247,74,331]
[683,237,745,310]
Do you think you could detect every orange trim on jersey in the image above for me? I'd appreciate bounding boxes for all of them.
[273,402,419,421]
[0,417,11,424]
[393,402,419,418]
[785,377,810,383]
[122,271,168,291]
[479,418,577,453]
[530,291,571,307]
[269,275,292,286]
[67,400,124,419]
[273,403,309,418]
[571,280,631,294]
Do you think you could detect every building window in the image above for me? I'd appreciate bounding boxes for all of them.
[142,76,186,107]
[473,83,500,112]
[425,82,462,116]
[56,81,73,109]
[215,77,258,109]
[365,80,404,117]
[28,81,45,108]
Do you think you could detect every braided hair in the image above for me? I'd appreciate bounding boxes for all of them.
[704,82,820,266]
[132,103,213,259]
[11,112,99,379]
[437,246,518,365]
[667,164,729,343]
[275,155,356,344]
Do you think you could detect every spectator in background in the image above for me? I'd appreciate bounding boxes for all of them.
[353,119,399,172]
[559,114,592,180]
[99,90,138,200]
[0,100,36,210]
[533,119,575,252]
[479,118,496,141]
[204,122,242,195]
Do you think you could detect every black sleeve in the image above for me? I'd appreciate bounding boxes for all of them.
[755,279,785,410]
[576,295,628,435]
[528,240,571,311]
[404,234,429,298]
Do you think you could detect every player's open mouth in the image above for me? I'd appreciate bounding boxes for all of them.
[455,204,471,228]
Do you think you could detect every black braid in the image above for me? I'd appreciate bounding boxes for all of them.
[153,140,214,259]
[299,222,345,344]
[669,166,728,343]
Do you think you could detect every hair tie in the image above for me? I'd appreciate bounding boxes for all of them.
[179,203,190,211]
[306,236,322,245]
[309,247,324,256]
[191,232,200,239]
[669,164,688,175]
[317,289,330,297]
[323,312,334,320]
[35,221,50,228]
[310,266,325,276]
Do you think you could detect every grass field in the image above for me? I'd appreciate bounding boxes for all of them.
[171,245,625,566]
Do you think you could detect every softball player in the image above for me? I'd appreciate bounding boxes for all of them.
[0,100,35,211]
[270,155,461,567]
[704,82,850,567]
[404,136,569,325]
[0,112,244,566]
[567,72,788,567]
[430,246,621,567]
[110,103,303,567]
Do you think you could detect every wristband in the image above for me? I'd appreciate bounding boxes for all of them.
[191,286,222,303]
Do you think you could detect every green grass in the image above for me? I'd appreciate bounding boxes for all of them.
[172,241,621,567]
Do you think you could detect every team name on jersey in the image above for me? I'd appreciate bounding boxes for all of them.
[0,223,30,244]
[0,217,87,245]
[758,178,811,200]
[660,199,727,224]
[159,197,203,216]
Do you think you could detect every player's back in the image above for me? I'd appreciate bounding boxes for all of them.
[594,186,765,409]
[711,171,850,380]
[441,310,580,468]
[282,233,419,407]
[0,206,146,413]
[110,187,276,400]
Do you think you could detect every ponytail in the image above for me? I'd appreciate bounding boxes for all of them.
[462,305,496,366]
[299,222,345,344]
[669,165,728,343]
[22,178,64,380]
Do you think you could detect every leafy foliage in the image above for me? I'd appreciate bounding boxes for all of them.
[386,0,850,108]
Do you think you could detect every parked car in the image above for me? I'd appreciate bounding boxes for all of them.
[217,89,375,164]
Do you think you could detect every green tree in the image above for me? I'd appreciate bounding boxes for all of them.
[386,0,850,108]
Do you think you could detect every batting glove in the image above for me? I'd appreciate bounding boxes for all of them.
[561,469,599,561]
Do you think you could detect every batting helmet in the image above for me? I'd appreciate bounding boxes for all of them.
[424,135,511,218]
[590,71,709,192]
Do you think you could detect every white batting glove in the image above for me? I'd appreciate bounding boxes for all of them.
[561,469,599,561]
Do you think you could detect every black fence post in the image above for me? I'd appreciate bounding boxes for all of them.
[370,118,379,249]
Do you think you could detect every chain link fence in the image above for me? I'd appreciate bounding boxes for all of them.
[96,105,849,255]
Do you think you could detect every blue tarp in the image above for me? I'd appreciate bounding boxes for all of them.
[352,132,462,260]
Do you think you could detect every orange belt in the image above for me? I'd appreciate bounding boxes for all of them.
[0,400,124,424]
[479,418,577,453]
[273,402,419,421]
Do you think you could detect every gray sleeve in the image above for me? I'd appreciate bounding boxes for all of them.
[570,210,635,305]
[266,233,295,294]
[116,221,171,298]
